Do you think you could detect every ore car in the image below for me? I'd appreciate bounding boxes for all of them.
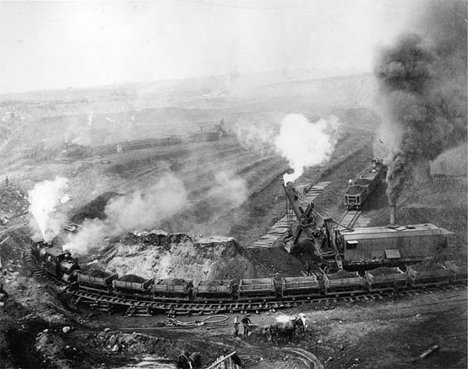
[195,279,234,301]
[153,278,194,300]
[238,278,277,300]
[78,266,118,293]
[323,270,365,295]
[113,274,153,297]
[406,261,450,286]
[443,260,467,282]
[345,158,386,210]
[364,267,407,291]
[281,275,321,298]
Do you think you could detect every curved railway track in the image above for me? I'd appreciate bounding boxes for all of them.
[26,249,467,317]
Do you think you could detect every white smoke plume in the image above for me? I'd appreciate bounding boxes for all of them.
[28,177,69,242]
[275,114,340,183]
[63,173,188,255]
[233,113,282,156]
[206,171,248,209]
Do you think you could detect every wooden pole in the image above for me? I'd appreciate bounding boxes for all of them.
[205,351,237,369]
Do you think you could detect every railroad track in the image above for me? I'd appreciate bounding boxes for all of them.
[26,251,467,316]
[337,210,362,230]
[281,347,324,369]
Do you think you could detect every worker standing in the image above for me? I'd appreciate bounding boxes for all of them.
[0,284,8,313]
[241,314,252,336]
[304,261,311,276]
[233,315,239,336]
[392,282,399,302]
[5,176,8,187]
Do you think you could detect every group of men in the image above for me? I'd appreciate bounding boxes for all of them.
[233,314,252,337]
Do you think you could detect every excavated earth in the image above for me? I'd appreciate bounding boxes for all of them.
[0,93,466,368]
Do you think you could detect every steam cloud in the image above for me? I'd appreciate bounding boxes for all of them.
[276,114,340,182]
[63,173,188,255]
[234,113,340,183]
[206,171,248,209]
[375,0,467,205]
[28,177,69,242]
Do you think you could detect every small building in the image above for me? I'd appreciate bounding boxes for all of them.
[339,224,456,266]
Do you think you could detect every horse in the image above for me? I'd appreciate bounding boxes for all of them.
[268,316,304,344]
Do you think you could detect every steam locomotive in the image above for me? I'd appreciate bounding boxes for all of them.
[344,158,387,210]
[31,241,463,304]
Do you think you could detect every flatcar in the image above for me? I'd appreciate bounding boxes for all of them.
[345,158,386,210]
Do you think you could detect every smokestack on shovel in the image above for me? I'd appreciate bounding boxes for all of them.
[389,205,396,225]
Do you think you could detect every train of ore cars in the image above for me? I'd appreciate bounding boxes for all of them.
[31,240,465,303]
[29,158,466,307]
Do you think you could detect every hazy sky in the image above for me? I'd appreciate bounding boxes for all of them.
[0,0,420,93]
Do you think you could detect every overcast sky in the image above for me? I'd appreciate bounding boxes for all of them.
[0,0,421,93]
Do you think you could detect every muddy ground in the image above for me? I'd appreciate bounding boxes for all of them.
[0,85,466,368]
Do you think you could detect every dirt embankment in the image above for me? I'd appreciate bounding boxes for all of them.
[98,231,256,283]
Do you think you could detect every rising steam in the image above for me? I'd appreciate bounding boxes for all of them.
[234,113,340,183]
[375,0,467,205]
[276,114,340,182]
[28,177,69,242]
[63,173,188,255]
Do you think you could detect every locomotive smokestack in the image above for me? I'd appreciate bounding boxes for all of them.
[390,205,396,225]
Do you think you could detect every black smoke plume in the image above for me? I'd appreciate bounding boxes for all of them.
[375,0,467,206]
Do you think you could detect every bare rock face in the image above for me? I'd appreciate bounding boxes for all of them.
[102,230,255,283]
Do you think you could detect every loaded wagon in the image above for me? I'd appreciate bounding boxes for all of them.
[323,270,365,295]
[443,261,467,282]
[153,278,194,300]
[113,275,153,296]
[195,279,234,301]
[281,275,321,298]
[406,261,450,286]
[365,267,407,291]
[238,278,276,300]
[78,268,118,292]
